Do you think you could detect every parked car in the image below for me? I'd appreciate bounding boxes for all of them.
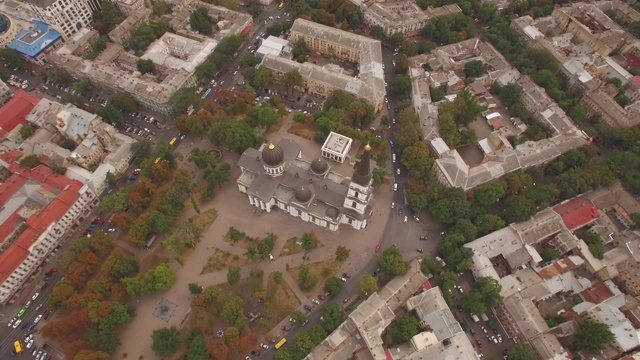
[281,325,291,331]
[318,294,325,301]
[303,305,312,311]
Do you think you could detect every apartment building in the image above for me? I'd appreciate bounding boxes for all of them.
[287,19,386,112]
[360,0,461,38]
[0,161,96,304]
[114,0,148,17]
[51,2,252,115]
[19,0,101,39]
[7,20,63,65]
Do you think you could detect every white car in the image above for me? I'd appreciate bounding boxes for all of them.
[391,202,395,209]
[25,334,33,342]
[13,319,22,328]
[7,317,16,327]
[25,300,32,308]
[26,339,34,349]
[107,228,116,232]
[34,314,43,324]
[31,292,39,301]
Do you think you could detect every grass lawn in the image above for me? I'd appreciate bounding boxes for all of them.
[288,259,340,297]
[279,237,301,256]
[265,272,301,328]
[200,248,246,274]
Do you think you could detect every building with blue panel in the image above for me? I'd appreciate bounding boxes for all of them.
[7,20,62,65]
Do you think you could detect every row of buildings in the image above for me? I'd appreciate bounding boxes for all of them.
[259,18,387,113]
[0,87,139,303]
[306,259,481,360]
[303,183,640,359]
[47,1,251,114]
[359,0,462,38]
[511,1,640,128]
[461,184,640,359]
[403,37,589,191]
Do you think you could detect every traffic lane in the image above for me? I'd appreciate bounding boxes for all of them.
[0,272,62,358]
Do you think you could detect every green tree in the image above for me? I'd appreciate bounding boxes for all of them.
[188,283,203,295]
[378,247,409,275]
[186,332,209,360]
[370,25,385,39]
[152,1,170,15]
[574,320,615,354]
[137,59,154,74]
[170,87,203,115]
[580,232,605,260]
[401,142,433,181]
[325,276,343,296]
[319,303,344,332]
[96,103,124,129]
[227,265,241,285]
[19,155,41,169]
[291,310,306,323]
[0,48,23,69]
[112,92,139,113]
[281,69,303,96]
[19,123,36,139]
[390,32,405,47]
[301,232,314,253]
[151,327,182,358]
[394,317,419,342]
[506,345,538,360]
[462,277,502,315]
[358,275,378,296]
[503,195,536,223]
[204,285,220,302]
[221,295,245,324]
[72,79,91,97]
[463,60,486,78]
[190,7,214,35]
[335,246,350,262]
[478,4,498,22]
[390,76,412,97]
[394,54,409,74]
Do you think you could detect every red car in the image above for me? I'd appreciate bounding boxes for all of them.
[48,268,58,273]
[83,231,91,236]
[375,245,381,252]
[476,339,482,348]
[92,217,100,223]
[503,349,508,356]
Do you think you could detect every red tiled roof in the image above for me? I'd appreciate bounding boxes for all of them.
[9,163,73,190]
[0,181,81,282]
[416,280,432,293]
[0,150,23,166]
[0,172,28,205]
[632,76,640,86]
[627,54,640,68]
[0,91,39,136]
[580,281,613,304]
[538,258,579,279]
[552,196,599,231]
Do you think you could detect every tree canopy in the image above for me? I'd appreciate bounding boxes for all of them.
[574,320,615,354]
[190,7,214,35]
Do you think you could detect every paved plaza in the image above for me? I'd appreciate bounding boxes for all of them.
[116,118,394,359]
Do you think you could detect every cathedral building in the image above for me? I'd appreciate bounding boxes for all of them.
[236,138,375,231]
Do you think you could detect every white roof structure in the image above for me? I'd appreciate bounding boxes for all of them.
[141,33,217,73]
[430,137,450,157]
[256,36,289,58]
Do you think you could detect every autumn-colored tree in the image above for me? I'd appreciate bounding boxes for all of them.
[42,316,82,341]
[151,161,170,182]
[128,191,150,212]
[111,212,131,231]
[127,212,152,247]
[86,275,112,299]
[239,332,257,352]
[210,343,229,360]
[64,339,91,360]
[109,283,127,302]
[49,280,77,309]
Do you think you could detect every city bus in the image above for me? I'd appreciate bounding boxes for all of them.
[14,340,24,354]
[201,88,213,100]
[169,137,177,146]
[275,338,287,350]
[278,2,284,9]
